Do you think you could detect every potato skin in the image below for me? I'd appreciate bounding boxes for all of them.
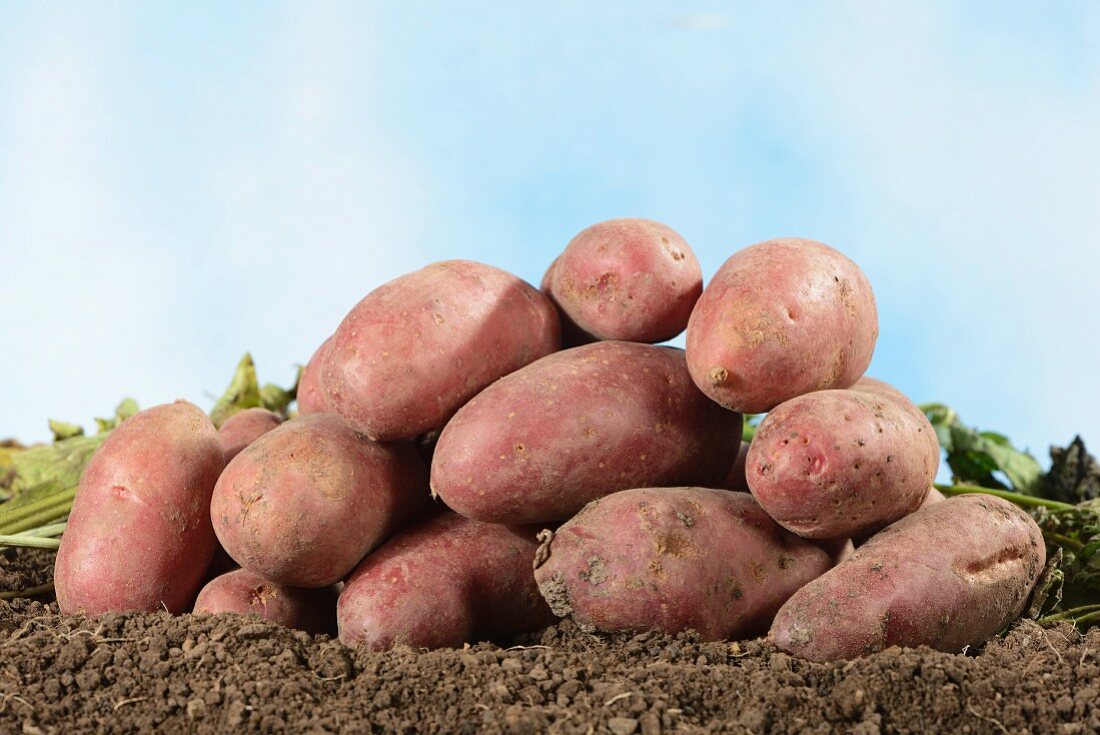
[211,413,429,587]
[686,238,878,413]
[194,568,337,635]
[321,260,560,440]
[218,407,284,462]
[543,218,702,343]
[338,513,555,649]
[297,338,333,416]
[431,342,743,524]
[533,487,833,640]
[55,401,224,614]
[770,495,1046,661]
[723,441,751,493]
[746,378,939,539]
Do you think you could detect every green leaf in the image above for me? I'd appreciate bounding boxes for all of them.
[48,420,84,441]
[260,382,295,416]
[210,353,262,428]
[93,397,140,434]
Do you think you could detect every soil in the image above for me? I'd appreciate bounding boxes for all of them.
[1,549,1098,734]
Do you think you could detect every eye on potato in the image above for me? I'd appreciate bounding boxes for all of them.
[686,237,878,414]
[320,260,561,441]
[542,218,703,343]
[746,377,939,539]
[338,513,555,650]
[770,494,1046,661]
[55,401,224,614]
[533,487,833,640]
[430,341,743,524]
[211,413,429,588]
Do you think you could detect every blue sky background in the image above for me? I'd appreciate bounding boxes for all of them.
[1,2,1098,465]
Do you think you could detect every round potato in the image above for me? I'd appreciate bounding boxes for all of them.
[194,568,337,635]
[542,218,702,343]
[218,407,283,462]
[297,337,333,416]
[686,238,878,413]
[211,413,429,587]
[55,401,224,614]
[431,342,743,524]
[746,378,939,539]
[534,487,833,640]
[321,260,560,440]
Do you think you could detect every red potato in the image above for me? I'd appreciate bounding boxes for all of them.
[321,260,560,440]
[194,568,337,635]
[55,401,224,614]
[921,486,946,508]
[542,218,703,343]
[533,487,833,640]
[746,378,939,539]
[297,338,333,416]
[770,494,1046,661]
[430,342,743,524]
[540,256,596,348]
[211,413,429,588]
[338,513,555,649]
[218,407,283,462]
[686,238,878,414]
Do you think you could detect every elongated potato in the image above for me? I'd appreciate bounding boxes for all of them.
[218,407,283,462]
[533,487,833,640]
[431,342,743,524]
[542,218,702,343]
[297,338,333,416]
[686,238,878,413]
[211,413,429,587]
[770,495,1046,661]
[194,568,337,635]
[55,401,224,614]
[321,260,560,440]
[338,513,555,649]
[746,378,939,539]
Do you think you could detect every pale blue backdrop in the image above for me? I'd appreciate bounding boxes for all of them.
[1,2,1098,464]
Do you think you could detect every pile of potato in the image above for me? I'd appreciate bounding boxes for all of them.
[53,220,1046,661]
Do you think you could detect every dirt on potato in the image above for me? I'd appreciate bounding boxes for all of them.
[1,548,1098,734]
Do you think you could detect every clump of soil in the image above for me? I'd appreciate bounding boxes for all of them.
[2,550,1098,734]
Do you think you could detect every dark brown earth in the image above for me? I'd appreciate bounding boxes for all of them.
[1,548,1097,734]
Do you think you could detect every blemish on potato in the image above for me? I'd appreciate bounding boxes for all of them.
[750,562,767,585]
[578,556,608,585]
[708,366,728,386]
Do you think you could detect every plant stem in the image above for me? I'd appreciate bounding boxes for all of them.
[935,483,1076,511]
[1038,603,1100,624]
[0,534,60,549]
[0,504,72,536]
[13,522,66,538]
[0,486,76,531]
[0,581,53,601]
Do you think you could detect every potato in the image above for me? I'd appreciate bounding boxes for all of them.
[921,486,946,508]
[320,260,560,440]
[686,238,878,413]
[211,413,429,587]
[297,338,333,416]
[431,342,743,524]
[745,378,939,539]
[533,487,833,640]
[542,218,702,343]
[54,401,224,614]
[770,494,1046,661]
[218,407,283,462]
[540,256,595,348]
[338,513,555,649]
[194,568,337,635]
